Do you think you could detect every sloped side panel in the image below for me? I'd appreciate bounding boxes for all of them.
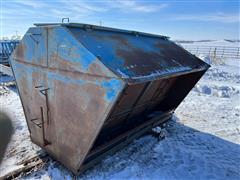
[47,26,118,78]
[10,26,126,173]
[45,27,125,172]
[68,27,209,83]
[10,27,49,145]
[45,72,124,172]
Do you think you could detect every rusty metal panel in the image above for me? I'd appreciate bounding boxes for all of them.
[13,27,48,66]
[10,23,210,174]
[10,25,126,173]
[67,25,209,83]
[47,26,117,78]
[45,75,124,172]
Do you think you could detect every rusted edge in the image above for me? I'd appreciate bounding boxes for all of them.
[75,80,127,173]
[126,66,210,85]
[8,52,32,135]
[34,23,169,40]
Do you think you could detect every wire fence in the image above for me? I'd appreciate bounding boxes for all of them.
[181,45,240,60]
[0,40,19,65]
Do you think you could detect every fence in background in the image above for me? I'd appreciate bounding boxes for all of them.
[0,40,19,65]
[181,45,240,60]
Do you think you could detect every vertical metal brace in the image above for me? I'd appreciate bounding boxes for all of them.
[40,106,51,146]
[122,82,151,127]
[39,88,50,125]
[35,85,50,125]
[32,85,51,146]
[30,106,51,146]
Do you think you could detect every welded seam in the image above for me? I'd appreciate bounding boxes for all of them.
[13,58,121,80]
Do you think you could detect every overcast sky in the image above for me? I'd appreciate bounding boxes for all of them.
[1,0,239,40]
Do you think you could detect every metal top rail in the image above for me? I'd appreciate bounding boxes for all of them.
[34,22,169,40]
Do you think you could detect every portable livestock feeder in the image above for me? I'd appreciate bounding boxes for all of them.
[10,23,210,174]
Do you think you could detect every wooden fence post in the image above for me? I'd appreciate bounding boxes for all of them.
[208,47,211,56]
[237,47,239,59]
[213,48,217,59]
[222,47,225,58]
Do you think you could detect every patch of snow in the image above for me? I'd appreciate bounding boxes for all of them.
[203,67,240,84]
[198,55,212,65]
[0,77,42,178]
[225,59,240,67]
[152,126,162,133]
[179,39,240,47]
[194,84,239,98]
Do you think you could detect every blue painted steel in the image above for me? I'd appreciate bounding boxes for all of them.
[10,23,210,174]
[67,26,209,82]
[15,27,48,66]
[10,24,126,172]
[101,79,124,102]
[48,27,96,72]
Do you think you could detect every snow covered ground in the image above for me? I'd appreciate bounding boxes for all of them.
[177,39,240,47]
[0,55,239,179]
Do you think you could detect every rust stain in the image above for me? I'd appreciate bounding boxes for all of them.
[13,57,115,81]
[68,47,81,59]
[50,53,81,72]
[116,47,163,75]
[154,41,197,67]
[50,79,108,170]
[16,70,49,146]
[13,43,25,60]
[88,60,105,76]
[108,35,133,49]
[92,33,133,49]
[17,76,32,124]
[50,53,113,78]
